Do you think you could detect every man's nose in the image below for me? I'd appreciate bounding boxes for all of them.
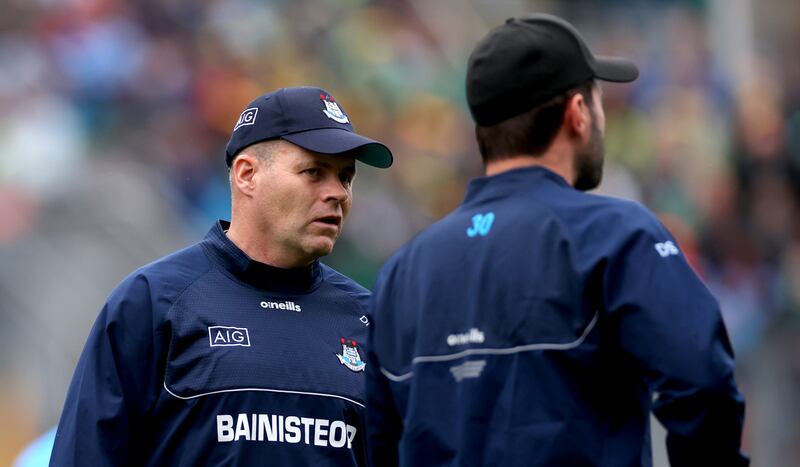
[322,176,349,203]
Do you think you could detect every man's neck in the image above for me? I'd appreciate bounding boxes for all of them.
[226,220,312,269]
[485,150,574,185]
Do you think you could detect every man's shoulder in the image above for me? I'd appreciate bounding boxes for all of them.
[138,241,211,283]
[319,263,370,299]
[527,183,655,233]
[555,191,671,257]
[380,191,663,274]
[578,192,658,227]
[108,242,213,308]
[576,191,653,220]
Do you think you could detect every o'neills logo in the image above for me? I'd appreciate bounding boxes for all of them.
[447,328,485,346]
[260,300,301,312]
[217,413,357,448]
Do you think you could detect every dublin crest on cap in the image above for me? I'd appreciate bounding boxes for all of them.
[321,94,349,124]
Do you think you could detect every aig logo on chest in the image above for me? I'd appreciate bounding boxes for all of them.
[209,326,251,347]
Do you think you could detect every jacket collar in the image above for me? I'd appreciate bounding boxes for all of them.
[201,220,322,293]
[464,166,571,203]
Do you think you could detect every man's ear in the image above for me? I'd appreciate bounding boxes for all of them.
[230,154,259,196]
[563,93,590,141]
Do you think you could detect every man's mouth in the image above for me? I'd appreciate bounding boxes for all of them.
[313,216,342,228]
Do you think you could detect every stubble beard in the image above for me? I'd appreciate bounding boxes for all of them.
[302,223,341,259]
[573,109,605,192]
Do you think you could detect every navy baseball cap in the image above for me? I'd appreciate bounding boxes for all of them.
[467,14,639,126]
[225,86,393,168]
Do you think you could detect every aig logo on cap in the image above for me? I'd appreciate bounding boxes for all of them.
[209,326,251,347]
[233,107,258,131]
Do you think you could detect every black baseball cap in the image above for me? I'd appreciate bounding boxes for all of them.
[466,14,639,126]
[225,86,393,168]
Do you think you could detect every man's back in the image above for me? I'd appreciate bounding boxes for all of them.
[367,167,745,466]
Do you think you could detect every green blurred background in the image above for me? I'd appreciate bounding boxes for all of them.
[2,0,799,464]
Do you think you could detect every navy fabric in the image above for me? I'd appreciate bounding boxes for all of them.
[366,167,747,467]
[50,221,372,466]
[282,128,391,169]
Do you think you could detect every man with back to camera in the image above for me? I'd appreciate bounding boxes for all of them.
[49,86,393,466]
[365,14,748,467]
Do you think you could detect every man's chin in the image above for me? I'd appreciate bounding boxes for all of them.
[306,237,337,259]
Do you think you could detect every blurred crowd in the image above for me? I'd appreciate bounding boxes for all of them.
[1,0,799,464]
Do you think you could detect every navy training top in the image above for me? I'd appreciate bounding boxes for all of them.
[366,167,747,467]
[51,221,372,466]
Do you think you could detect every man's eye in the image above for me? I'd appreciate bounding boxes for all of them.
[304,168,320,177]
[340,175,353,186]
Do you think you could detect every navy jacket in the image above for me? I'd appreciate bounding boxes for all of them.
[366,167,747,467]
[51,221,371,466]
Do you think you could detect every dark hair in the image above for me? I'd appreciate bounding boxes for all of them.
[475,81,594,164]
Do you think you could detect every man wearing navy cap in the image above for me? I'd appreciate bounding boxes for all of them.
[366,14,748,466]
[51,86,392,466]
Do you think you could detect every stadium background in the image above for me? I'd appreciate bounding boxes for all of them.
[1,0,799,465]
